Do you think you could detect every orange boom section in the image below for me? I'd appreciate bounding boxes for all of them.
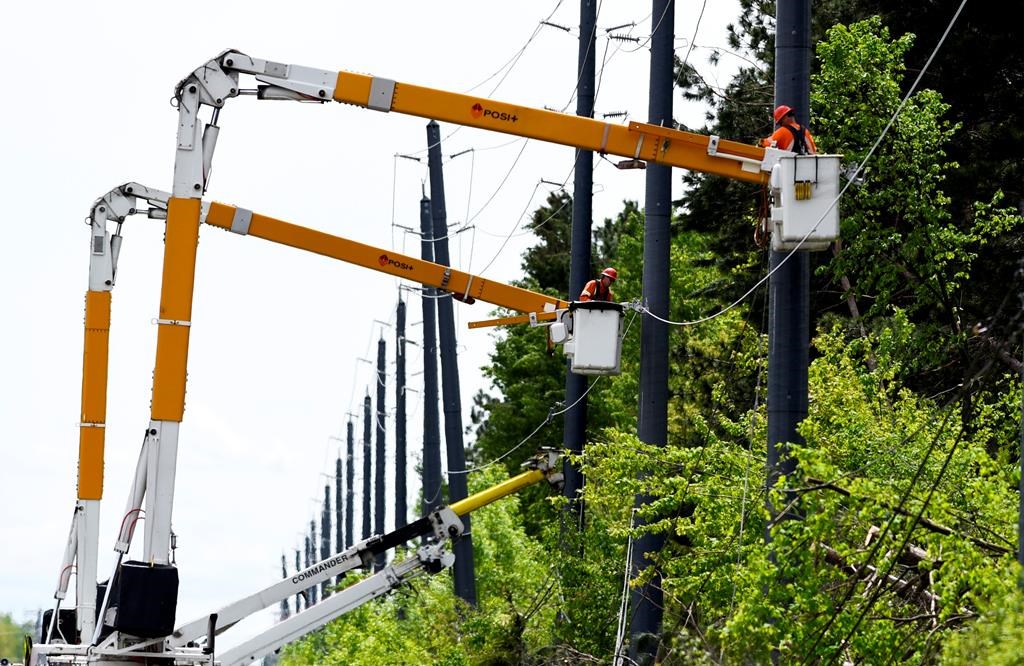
[205,202,568,317]
[77,290,112,499]
[333,71,768,184]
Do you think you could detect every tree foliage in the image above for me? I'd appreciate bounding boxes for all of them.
[0,613,33,663]
[280,10,1024,664]
[280,467,557,665]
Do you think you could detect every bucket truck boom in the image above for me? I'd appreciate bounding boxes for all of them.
[36,45,841,665]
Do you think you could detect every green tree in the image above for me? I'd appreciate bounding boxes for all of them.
[943,586,1024,664]
[584,313,1021,662]
[471,193,637,475]
[283,9,1024,662]
[519,190,573,295]
[279,467,558,665]
[579,17,1024,662]
[812,18,1023,433]
[0,612,33,663]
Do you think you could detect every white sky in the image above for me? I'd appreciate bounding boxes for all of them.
[0,0,744,651]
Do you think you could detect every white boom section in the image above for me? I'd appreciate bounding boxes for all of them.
[170,507,463,648]
[218,543,456,666]
[170,540,367,647]
[45,510,79,643]
[46,183,174,648]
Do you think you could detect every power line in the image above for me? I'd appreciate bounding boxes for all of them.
[558,0,605,113]
[798,406,958,661]
[622,5,668,53]
[632,0,968,332]
[839,425,967,660]
[677,0,708,75]
[448,310,638,475]
[402,0,570,159]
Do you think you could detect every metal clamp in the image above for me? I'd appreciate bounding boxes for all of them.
[368,77,396,112]
[230,206,253,235]
[707,134,720,156]
[153,318,193,327]
[79,422,106,428]
[632,134,645,160]
[600,123,611,154]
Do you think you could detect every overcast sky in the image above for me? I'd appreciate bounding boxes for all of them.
[0,0,747,651]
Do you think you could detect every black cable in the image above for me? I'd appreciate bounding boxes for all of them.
[676,0,708,80]
[798,405,957,662]
[846,427,967,662]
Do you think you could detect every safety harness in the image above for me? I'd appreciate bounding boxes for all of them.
[782,123,811,155]
[584,278,611,301]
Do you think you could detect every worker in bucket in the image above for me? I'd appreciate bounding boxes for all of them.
[762,105,817,155]
[579,267,617,302]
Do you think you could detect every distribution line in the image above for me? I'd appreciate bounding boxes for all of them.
[470,134,606,271]
[557,0,605,113]
[688,43,768,72]
[403,0,569,158]
[462,139,531,229]
[676,0,708,76]
[472,177,543,277]
[843,427,967,661]
[634,0,968,330]
[448,310,638,476]
[623,2,671,53]
[419,5,643,274]
[469,176,570,240]
[400,8,639,262]
[797,406,958,661]
[731,253,770,613]
[595,17,639,105]
[462,149,475,240]
[465,0,567,96]
[612,509,639,666]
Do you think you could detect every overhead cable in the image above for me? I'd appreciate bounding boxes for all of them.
[632,0,968,330]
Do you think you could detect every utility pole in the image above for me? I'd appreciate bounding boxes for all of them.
[335,453,342,562]
[320,484,331,598]
[767,0,810,529]
[563,0,597,523]
[395,299,409,529]
[362,392,372,540]
[427,120,477,606]
[304,527,316,605]
[1019,273,1024,577]
[294,549,302,612]
[629,0,673,661]
[345,418,354,550]
[279,554,290,620]
[374,336,388,572]
[420,194,444,516]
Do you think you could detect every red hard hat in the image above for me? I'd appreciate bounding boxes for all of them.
[601,267,618,281]
[773,105,794,123]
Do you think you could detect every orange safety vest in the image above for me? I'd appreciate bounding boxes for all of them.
[762,121,817,155]
[579,278,613,302]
